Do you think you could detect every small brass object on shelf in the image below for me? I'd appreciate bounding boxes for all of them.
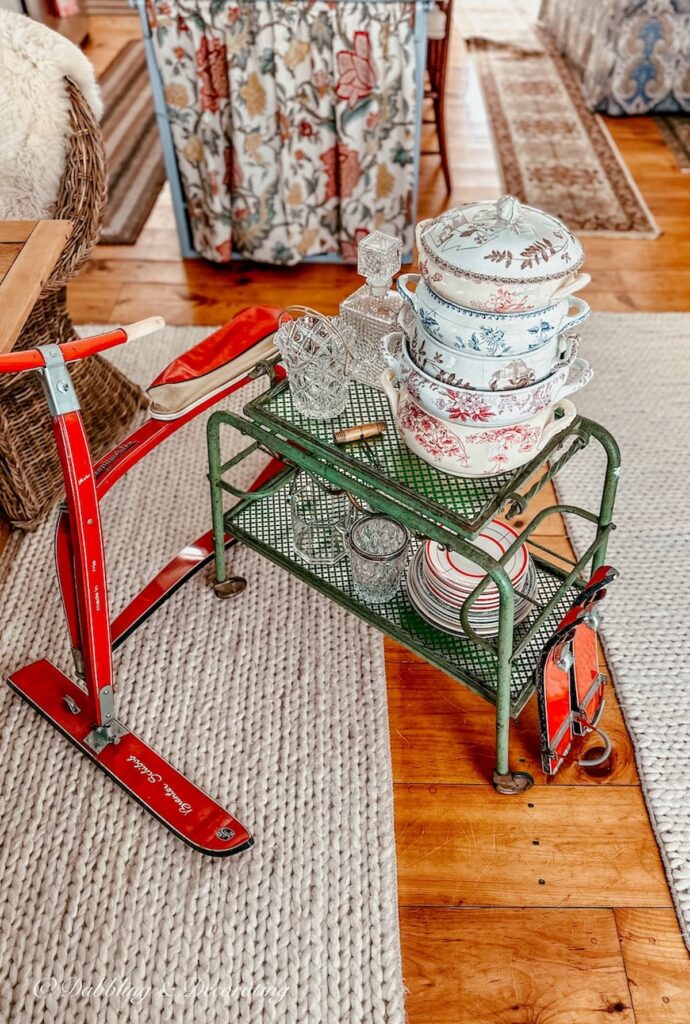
[334,421,386,445]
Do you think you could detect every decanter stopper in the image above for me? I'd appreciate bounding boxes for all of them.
[357,231,403,298]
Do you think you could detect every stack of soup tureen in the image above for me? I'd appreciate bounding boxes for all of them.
[381,195,593,477]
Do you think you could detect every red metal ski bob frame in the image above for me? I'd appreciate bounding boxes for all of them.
[536,631,574,776]
[0,311,287,856]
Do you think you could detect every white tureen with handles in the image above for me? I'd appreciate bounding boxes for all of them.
[380,370,578,478]
[397,273,590,355]
[416,195,590,312]
[383,332,593,426]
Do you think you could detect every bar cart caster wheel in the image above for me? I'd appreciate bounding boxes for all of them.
[213,577,247,599]
[492,769,534,795]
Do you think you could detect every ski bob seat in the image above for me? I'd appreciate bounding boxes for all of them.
[147,306,282,420]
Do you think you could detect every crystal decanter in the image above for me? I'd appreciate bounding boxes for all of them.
[339,231,404,389]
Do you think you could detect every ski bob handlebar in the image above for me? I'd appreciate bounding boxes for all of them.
[0,316,165,374]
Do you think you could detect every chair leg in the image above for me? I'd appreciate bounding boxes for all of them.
[434,94,452,195]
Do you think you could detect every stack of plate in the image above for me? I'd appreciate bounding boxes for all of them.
[406,519,538,637]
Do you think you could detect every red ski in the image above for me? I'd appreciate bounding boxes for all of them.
[0,310,285,855]
[8,661,252,855]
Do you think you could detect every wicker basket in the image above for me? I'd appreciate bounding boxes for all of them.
[0,79,145,531]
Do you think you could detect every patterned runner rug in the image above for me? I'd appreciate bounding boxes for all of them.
[462,4,659,237]
[99,41,166,245]
[0,327,404,1023]
[555,312,690,951]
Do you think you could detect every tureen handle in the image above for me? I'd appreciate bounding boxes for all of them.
[539,400,577,448]
[380,369,400,415]
[558,358,593,399]
[560,296,590,332]
[415,219,432,253]
[381,332,405,378]
[396,273,420,311]
[495,195,522,225]
[555,334,580,367]
[552,272,591,302]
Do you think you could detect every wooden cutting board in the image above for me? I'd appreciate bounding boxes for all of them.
[0,220,73,354]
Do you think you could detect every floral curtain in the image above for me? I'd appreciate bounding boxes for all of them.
[147,0,418,263]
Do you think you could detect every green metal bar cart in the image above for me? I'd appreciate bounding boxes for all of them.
[207,361,620,793]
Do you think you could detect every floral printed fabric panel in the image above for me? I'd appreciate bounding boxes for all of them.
[539,0,690,114]
[148,0,417,263]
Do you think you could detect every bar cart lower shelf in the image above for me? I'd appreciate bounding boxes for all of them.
[207,367,620,794]
[228,479,580,717]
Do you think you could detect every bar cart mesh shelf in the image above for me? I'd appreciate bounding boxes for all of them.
[227,480,580,716]
[242,378,561,537]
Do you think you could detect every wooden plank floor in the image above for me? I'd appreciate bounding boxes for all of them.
[60,12,690,1022]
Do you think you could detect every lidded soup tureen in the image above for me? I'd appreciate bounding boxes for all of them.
[416,195,590,313]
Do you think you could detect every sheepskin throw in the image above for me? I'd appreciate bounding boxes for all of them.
[0,10,102,219]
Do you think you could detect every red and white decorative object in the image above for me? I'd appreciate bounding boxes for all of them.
[383,331,590,426]
[415,195,590,312]
[425,520,528,595]
[381,370,577,477]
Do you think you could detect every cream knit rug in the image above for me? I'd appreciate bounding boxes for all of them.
[554,312,690,952]
[0,327,404,1023]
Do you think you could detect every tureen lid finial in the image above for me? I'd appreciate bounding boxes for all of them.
[496,195,521,225]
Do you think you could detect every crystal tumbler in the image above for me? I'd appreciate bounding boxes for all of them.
[346,514,410,604]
